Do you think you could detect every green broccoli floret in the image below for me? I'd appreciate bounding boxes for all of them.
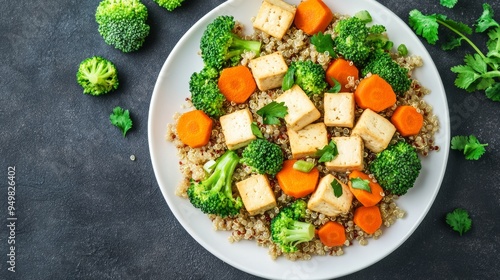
[334,14,391,66]
[188,67,225,118]
[369,141,422,196]
[287,60,328,96]
[240,139,284,176]
[187,150,243,217]
[361,52,412,95]
[200,15,262,70]
[95,0,150,53]
[76,56,119,96]
[153,0,185,11]
[270,200,315,253]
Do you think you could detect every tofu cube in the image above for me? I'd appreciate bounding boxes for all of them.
[253,0,297,40]
[248,52,288,91]
[236,174,277,216]
[220,108,256,150]
[351,109,396,153]
[325,136,364,172]
[307,174,353,217]
[288,122,328,159]
[324,92,355,128]
[275,85,321,131]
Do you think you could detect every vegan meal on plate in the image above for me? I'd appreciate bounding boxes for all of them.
[166,0,440,260]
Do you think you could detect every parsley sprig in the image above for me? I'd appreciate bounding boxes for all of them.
[408,4,500,101]
[110,106,133,137]
[446,208,472,236]
[315,140,338,163]
[256,101,288,125]
[451,134,488,160]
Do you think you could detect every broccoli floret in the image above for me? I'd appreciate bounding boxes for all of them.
[76,56,119,96]
[288,60,328,96]
[369,141,422,196]
[153,0,185,11]
[200,15,261,70]
[240,139,284,176]
[361,52,412,95]
[187,150,243,217]
[95,0,150,53]
[270,200,315,253]
[334,15,391,66]
[188,67,225,118]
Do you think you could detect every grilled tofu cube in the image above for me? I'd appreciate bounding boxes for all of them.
[324,92,355,128]
[307,174,353,217]
[248,52,288,91]
[325,136,364,172]
[351,108,396,153]
[220,108,256,150]
[253,0,297,40]
[288,122,328,159]
[275,84,321,131]
[236,174,277,216]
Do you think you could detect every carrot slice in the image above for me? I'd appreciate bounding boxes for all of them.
[353,205,382,235]
[354,74,397,112]
[294,0,334,35]
[348,170,384,207]
[276,159,319,198]
[391,105,424,136]
[218,65,256,104]
[326,58,359,92]
[176,110,213,148]
[317,221,346,247]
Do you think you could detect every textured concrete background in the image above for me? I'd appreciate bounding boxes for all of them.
[1,0,499,279]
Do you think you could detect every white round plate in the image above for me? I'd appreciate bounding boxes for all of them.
[148,0,450,279]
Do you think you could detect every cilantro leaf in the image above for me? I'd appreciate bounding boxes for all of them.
[446,208,472,236]
[331,179,343,198]
[408,10,439,44]
[315,140,338,163]
[440,0,458,9]
[110,106,133,137]
[282,65,296,91]
[310,32,336,58]
[256,101,288,125]
[251,122,264,139]
[350,177,371,192]
[451,134,488,160]
[327,77,341,93]
[475,3,500,33]
[485,83,500,101]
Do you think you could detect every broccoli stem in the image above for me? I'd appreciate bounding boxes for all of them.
[229,34,261,54]
[282,221,315,246]
[203,151,239,196]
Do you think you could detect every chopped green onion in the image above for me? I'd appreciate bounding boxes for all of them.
[293,160,315,173]
[203,159,216,174]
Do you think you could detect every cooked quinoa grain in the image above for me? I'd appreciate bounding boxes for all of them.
[165,13,439,260]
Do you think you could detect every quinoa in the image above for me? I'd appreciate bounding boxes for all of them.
[165,14,438,261]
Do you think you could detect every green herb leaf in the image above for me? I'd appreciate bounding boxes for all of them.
[446,208,472,236]
[282,65,296,91]
[315,140,338,163]
[440,0,458,9]
[310,32,336,58]
[485,83,500,101]
[408,10,440,44]
[451,134,488,160]
[110,106,133,137]
[350,177,371,192]
[475,3,500,33]
[327,77,341,93]
[293,160,315,173]
[331,179,343,198]
[256,101,288,125]
[251,122,264,139]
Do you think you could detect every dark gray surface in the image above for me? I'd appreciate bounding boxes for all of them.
[1,0,499,279]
